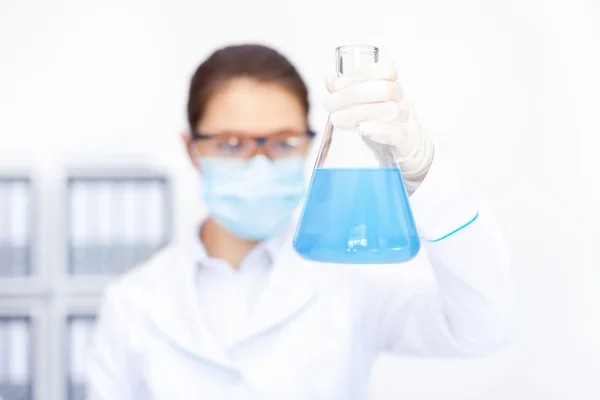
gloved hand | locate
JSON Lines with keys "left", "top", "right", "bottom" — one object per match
{"left": 324, "top": 61, "right": 434, "bottom": 193}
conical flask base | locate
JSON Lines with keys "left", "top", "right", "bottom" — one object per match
{"left": 292, "top": 167, "right": 420, "bottom": 264}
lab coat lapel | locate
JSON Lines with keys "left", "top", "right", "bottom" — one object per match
{"left": 242, "top": 243, "right": 320, "bottom": 343}
{"left": 145, "top": 245, "right": 237, "bottom": 373}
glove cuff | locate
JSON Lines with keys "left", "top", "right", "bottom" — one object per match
{"left": 408, "top": 151, "right": 479, "bottom": 242}
{"left": 399, "top": 128, "right": 435, "bottom": 192}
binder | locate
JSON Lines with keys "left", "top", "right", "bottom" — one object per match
{"left": 67, "top": 316, "right": 96, "bottom": 400}
{"left": 67, "top": 172, "right": 171, "bottom": 276}
{"left": 69, "top": 181, "right": 89, "bottom": 275}
{"left": 0, "top": 182, "right": 8, "bottom": 275}
{"left": 0, "top": 319, "right": 7, "bottom": 388}
{"left": 0, "top": 317, "right": 32, "bottom": 400}
{"left": 0, "top": 178, "right": 31, "bottom": 277}
{"left": 95, "top": 181, "right": 112, "bottom": 275}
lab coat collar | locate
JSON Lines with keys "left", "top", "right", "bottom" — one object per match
{"left": 190, "top": 217, "right": 292, "bottom": 271}
{"left": 145, "top": 219, "right": 319, "bottom": 373}
{"left": 144, "top": 244, "right": 238, "bottom": 372}
{"left": 236, "top": 229, "right": 320, "bottom": 346}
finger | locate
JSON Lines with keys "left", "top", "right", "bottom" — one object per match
{"left": 326, "top": 61, "right": 397, "bottom": 93}
{"left": 391, "top": 81, "right": 406, "bottom": 104}
{"left": 330, "top": 102, "right": 400, "bottom": 129}
{"left": 358, "top": 120, "right": 417, "bottom": 158}
{"left": 325, "top": 68, "right": 337, "bottom": 93}
{"left": 324, "top": 80, "right": 392, "bottom": 112}
{"left": 395, "top": 94, "right": 411, "bottom": 122}
{"left": 325, "top": 80, "right": 406, "bottom": 113}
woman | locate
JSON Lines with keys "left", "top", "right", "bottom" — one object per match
{"left": 85, "top": 44, "right": 513, "bottom": 399}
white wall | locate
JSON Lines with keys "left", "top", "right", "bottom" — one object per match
{"left": 1, "top": 0, "right": 598, "bottom": 399}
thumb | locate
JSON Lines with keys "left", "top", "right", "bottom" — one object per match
{"left": 325, "top": 61, "right": 397, "bottom": 93}
{"left": 325, "top": 68, "right": 338, "bottom": 93}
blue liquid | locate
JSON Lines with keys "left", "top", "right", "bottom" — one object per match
{"left": 293, "top": 168, "right": 420, "bottom": 264}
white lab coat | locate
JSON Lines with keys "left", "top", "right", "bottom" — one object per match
{"left": 85, "top": 155, "right": 514, "bottom": 400}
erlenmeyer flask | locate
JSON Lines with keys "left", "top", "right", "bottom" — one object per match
{"left": 293, "top": 45, "right": 420, "bottom": 264}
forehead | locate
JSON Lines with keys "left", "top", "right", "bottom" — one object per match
{"left": 197, "top": 77, "right": 307, "bottom": 135}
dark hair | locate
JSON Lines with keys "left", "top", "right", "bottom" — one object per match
{"left": 187, "top": 44, "right": 310, "bottom": 130}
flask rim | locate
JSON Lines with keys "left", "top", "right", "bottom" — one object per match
{"left": 335, "top": 45, "right": 379, "bottom": 54}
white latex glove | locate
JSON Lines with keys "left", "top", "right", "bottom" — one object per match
{"left": 324, "top": 61, "right": 434, "bottom": 193}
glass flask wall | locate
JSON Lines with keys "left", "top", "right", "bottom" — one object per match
{"left": 293, "top": 45, "right": 420, "bottom": 264}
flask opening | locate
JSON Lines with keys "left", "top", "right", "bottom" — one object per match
{"left": 335, "top": 45, "right": 379, "bottom": 76}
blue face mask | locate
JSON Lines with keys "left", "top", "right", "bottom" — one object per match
{"left": 199, "top": 155, "right": 306, "bottom": 240}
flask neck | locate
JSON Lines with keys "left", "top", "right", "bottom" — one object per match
{"left": 336, "top": 45, "right": 379, "bottom": 76}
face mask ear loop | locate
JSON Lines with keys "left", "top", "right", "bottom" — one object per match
{"left": 191, "top": 146, "right": 204, "bottom": 172}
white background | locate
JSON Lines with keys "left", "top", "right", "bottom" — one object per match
{"left": 0, "top": 0, "right": 598, "bottom": 399}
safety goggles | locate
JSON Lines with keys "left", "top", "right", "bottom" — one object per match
{"left": 191, "top": 129, "right": 316, "bottom": 160}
